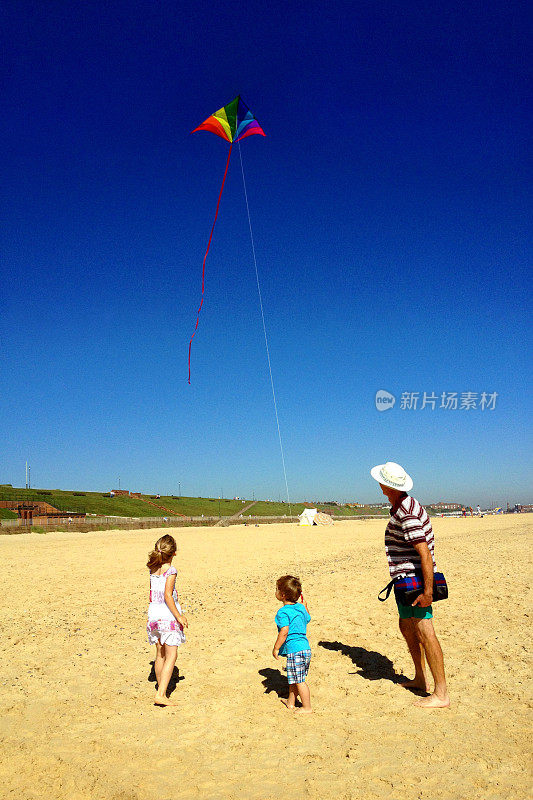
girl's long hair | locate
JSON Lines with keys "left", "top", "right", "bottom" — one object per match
{"left": 146, "top": 534, "right": 177, "bottom": 571}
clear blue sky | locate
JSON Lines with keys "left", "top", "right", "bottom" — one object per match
{"left": 1, "top": 1, "right": 531, "bottom": 506}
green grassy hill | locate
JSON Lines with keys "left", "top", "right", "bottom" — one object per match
{"left": 0, "top": 485, "right": 391, "bottom": 520}
{"left": 0, "top": 486, "right": 245, "bottom": 518}
{"left": 223, "top": 500, "right": 389, "bottom": 517}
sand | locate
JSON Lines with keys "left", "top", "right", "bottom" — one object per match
{"left": 0, "top": 514, "right": 531, "bottom": 800}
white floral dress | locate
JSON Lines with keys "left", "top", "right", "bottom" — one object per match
{"left": 146, "top": 566, "right": 186, "bottom": 646}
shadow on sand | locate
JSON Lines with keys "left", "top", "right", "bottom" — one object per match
{"left": 258, "top": 667, "right": 289, "bottom": 699}
{"left": 318, "top": 640, "right": 408, "bottom": 684}
{"left": 148, "top": 661, "right": 184, "bottom": 697}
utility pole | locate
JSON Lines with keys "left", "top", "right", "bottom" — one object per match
{"left": 26, "top": 461, "right": 28, "bottom": 489}
{"left": 28, "top": 465, "right": 31, "bottom": 490}
{"left": 179, "top": 482, "right": 181, "bottom": 499}
{"left": 118, "top": 476, "right": 121, "bottom": 491}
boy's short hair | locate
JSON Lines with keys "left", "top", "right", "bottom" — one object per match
{"left": 276, "top": 575, "right": 302, "bottom": 603}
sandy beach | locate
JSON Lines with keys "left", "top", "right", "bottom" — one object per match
{"left": 0, "top": 514, "right": 531, "bottom": 800}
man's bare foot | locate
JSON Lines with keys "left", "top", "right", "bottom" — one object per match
{"left": 400, "top": 678, "right": 431, "bottom": 693}
{"left": 414, "top": 693, "right": 450, "bottom": 708}
{"left": 280, "top": 699, "right": 295, "bottom": 710}
{"left": 154, "top": 695, "right": 177, "bottom": 707}
{"left": 294, "top": 707, "right": 312, "bottom": 714}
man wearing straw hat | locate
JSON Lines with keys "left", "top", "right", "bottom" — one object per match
{"left": 371, "top": 461, "right": 450, "bottom": 708}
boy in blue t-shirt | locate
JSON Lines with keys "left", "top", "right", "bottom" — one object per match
{"left": 273, "top": 574, "right": 312, "bottom": 713}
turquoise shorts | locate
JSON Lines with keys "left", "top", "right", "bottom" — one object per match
{"left": 396, "top": 598, "right": 433, "bottom": 619}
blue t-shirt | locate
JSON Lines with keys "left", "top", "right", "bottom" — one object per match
{"left": 275, "top": 602, "right": 311, "bottom": 655}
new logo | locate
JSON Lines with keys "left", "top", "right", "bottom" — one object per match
{"left": 375, "top": 390, "right": 396, "bottom": 411}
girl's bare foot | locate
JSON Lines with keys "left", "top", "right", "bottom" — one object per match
{"left": 294, "top": 707, "right": 312, "bottom": 714}
{"left": 414, "top": 693, "right": 450, "bottom": 708}
{"left": 154, "top": 694, "right": 177, "bottom": 706}
{"left": 280, "top": 699, "right": 295, "bottom": 710}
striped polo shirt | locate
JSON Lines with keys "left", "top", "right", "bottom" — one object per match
{"left": 385, "top": 495, "right": 436, "bottom": 579}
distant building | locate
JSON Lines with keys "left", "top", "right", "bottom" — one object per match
{"left": 0, "top": 500, "right": 85, "bottom": 524}
{"left": 112, "top": 489, "right": 130, "bottom": 496}
{"left": 430, "top": 501, "right": 461, "bottom": 510}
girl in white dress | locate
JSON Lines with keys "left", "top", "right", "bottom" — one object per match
{"left": 146, "top": 535, "right": 188, "bottom": 706}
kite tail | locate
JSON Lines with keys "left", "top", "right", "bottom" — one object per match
{"left": 188, "top": 143, "right": 233, "bottom": 384}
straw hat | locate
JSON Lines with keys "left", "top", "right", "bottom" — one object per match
{"left": 370, "top": 461, "right": 413, "bottom": 492}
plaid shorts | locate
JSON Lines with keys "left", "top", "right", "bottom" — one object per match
{"left": 286, "top": 649, "right": 312, "bottom": 684}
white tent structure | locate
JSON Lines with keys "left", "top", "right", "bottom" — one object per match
{"left": 298, "top": 508, "right": 318, "bottom": 526}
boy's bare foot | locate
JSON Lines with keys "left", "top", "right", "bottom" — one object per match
{"left": 294, "top": 707, "right": 312, "bottom": 714}
{"left": 154, "top": 695, "right": 177, "bottom": 707}
{"left": 399, "top": 678, "right": 431, "bottom": 693}
{"left": 280, "top": 699, "right": 295, "bottom": 710}
{"left": 414, "top": 693, "right": 450, "bottom": 709}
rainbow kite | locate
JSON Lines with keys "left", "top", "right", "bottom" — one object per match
{"left": 188, "top": 96, "right": 265, "bottom": 383}
{"left": 192, "top": 95, "right": 266, "bottom": 145}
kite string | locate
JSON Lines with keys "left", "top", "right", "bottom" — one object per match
{"left": 188, "top": 143, "right": 233, "bottom": 384}
{"left": 237, "top": 139, "right": 292, "bottom": 519}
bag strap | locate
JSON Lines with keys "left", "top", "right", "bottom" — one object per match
{"left": 378, "top": 579, "right": 396, "bottom": 602}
